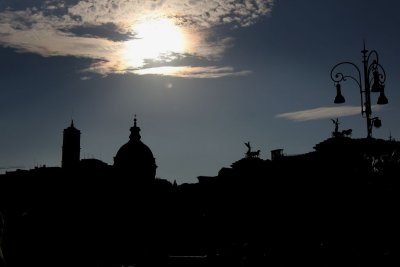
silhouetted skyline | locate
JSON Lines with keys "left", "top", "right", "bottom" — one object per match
{"left": 1, "top": 133, "right": 399, "bottom": 266}
{"left": 1, "top": 0, "right": 400, "bottom": 183}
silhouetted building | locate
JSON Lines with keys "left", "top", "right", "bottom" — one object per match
{"left": 61, "top": 120, "right": 80, "bottom": 169}
{"left": 0, "top": 212, "right": 4, "bottom": 267}
{"left": 271, "top": 149, "right": 284, "bottom": 161}
{"left": 79, "top": 158, "right": 109, "bottom": 169}
{"left": 114, "top": 116, "right": 157, "bottom": 179}
{"left": 3, "top": 114, "right": 400, "bottom": 267}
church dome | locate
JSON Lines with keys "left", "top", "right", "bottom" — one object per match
{"left": 114, "top": 116, "right": 157, "bottom": 178}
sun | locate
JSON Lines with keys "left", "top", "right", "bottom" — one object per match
{"left": 134, "top": 18, "right": 186, "bottom": 57}
{"left": 122, "top": 17, "right": 187, "bottom": 68}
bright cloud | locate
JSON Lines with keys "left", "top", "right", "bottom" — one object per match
{"left": 276, "top": 106, "right": 383, "bottom": 122}
{"left": 67, "top": 0, "right": 273, "bottom": 30}
{"left": 0, "top": 0, "right": 274, "bottom": 77}
{"left": 132, "top": 66, "right": 252, "bottom": 78}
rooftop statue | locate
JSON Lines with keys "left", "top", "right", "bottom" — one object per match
{"left": 331, "top": 118, "right": 352, "bottom": 138}
{"left": 244, "top": 141, "right": 260, "bottom": 158}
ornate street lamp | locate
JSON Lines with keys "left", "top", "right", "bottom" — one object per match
{"left": 330, "top": 42, "right": 388, "bottom": 138}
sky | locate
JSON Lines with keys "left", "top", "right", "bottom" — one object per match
{"left": 1, "top": 0, "right": 400, "bottom": 183}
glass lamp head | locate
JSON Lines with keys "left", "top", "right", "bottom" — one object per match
{"left": 334, "top": 83, "right": 345, "bottom": 104}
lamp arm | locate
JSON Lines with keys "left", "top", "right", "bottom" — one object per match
{"left": 367, "top": 50, "right": 379, "bottom": 66}
{"left": 330, "top": 62, "right": 362, "bottom": 91}
{"left": 330, "top": 62, "right": 364, "bottom": 115}
{"left": 370, "top": 63, "right": 387, "bottom": 84}
{"left": 366, "top": 50, "right": 387, "bottom": 82}
{"left": 378, "top": 64, "right": 387, "bottom": 84}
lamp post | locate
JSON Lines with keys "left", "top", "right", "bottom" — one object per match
{"left": 330, "top": 43, "right": 388, "bottom": 138}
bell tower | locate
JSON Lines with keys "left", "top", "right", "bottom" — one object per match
{"left": 62, "top": 120, "right": 81, "bottom": 169}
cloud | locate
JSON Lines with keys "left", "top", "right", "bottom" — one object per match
{"left": 67, "top": 0, "right": 273, "bottom": 30}
{"left": 276, "top": 106, "right": 383, "bottom": 122}
{"left": 80, "top": 76, "right": 92, "bottom": 80}
{"left": 0, "top": 0, "right": 274, "bottom": 77}
{"left": 131, "top": 66, "right": 252, "bottom": 78}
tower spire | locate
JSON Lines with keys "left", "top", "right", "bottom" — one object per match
{"left": 134, "top": 114, "right": 137, "bottom": 127}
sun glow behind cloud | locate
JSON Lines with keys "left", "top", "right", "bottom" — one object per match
{"left": 0, "top": 0, "right": 274, "bottom": 78}
{"left": 122, "top": 17, "right": 188, "bottom": 69}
